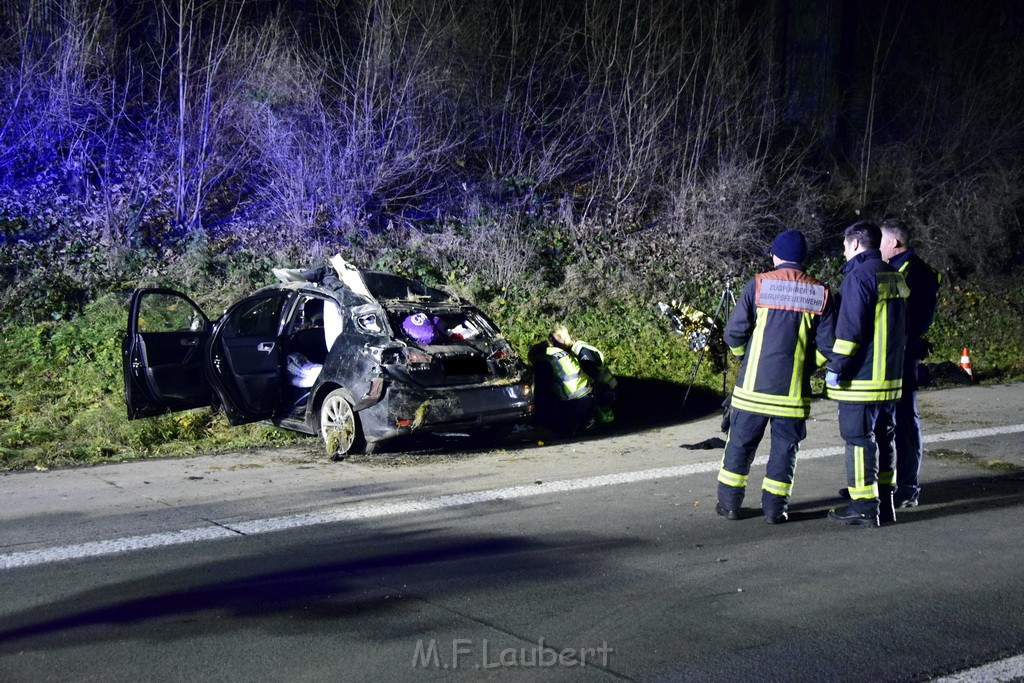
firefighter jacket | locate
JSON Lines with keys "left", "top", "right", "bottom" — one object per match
{"left": 889, "top": 249, "right": 940, "bottom": 358}
{"left": 724, "top": 264, "right": 834, "bottom": 419}
{"left": 542, "top": 345, "right": 593, "bottom": 400}
{"left": 822, "top": 249, "right": 909, "bottom": 402}
{"left": 570, "top": 341, "right": 618, "bottom": 390}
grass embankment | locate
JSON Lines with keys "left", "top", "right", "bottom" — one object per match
{"left": 1, "top": 268, "right": 1021, "bottom": 471}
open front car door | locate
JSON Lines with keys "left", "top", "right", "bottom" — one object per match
{"left": 122, "top": 288, "right": 212, "bottom": 419}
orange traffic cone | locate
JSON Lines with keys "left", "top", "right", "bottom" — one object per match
{"left": 960, "top": 346, "right": 974, "bottom": 381}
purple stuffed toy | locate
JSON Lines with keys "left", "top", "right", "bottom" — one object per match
{"left": 403, "top": 312, "right": 440, "bottom": 344}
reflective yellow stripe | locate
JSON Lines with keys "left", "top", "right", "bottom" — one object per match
{"left": 762, "top": 477, "right": 792, "bottom": 497}
{"left": 718, "top": 468, "right": 748, "bottom": 488}
{"left": 876, "top": 272, "right": 910, "bottom": 300}
{"left": 850, "top": 445, "right": 878, "bottom": 499}
{"left": 730, "top": 345, "right": 746, "bottom": 357}
{"left": 878, "top": 470, "right": 895, "bottom": 486}
{"left": 826, "top": 387, "right": 902, "bottom": 402}
{"left": 731, "top": 395, "right": 808, "bottom": 418}
{"left": 825, "top": 378, "right": 903, "bottom": 402}
{"left": 844, "top": 378, "right": 902, "bottom": 390}
{"left": 815, "top": 350, "right": 827, "bottom": 367}
{"left": 743, "top": 308, "right": 769, "bottom": 389}
{"left": 854, "top": 445, "right": 865, "bottom": 491}
{"left": 899, "top": 259, "right": 940, "bottom": 286}
{"left": 789, "top": 313, "right": 811, "bottom": 400}
{"left": 733, "top": 385, "right": 809, "bottom": 407}
{"left": 874, "top": 300, "right": 887, "bottom": 381}
{"left": 834, "top": 338, "right": 858, "bottom": 356}
{"left": 849, "top": 483, "right": 878, "bottom": 500}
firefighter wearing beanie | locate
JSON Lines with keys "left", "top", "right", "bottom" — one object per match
{"left": 715, "top": 229, "right": 836, "bottom": 524}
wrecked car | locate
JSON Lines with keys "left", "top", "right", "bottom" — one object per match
{"left": 121, "top": 256, "right": 534, "bottom": 457}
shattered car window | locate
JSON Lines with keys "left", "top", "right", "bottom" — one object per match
{"left": 138, "top": 294, "right": 205, "bottom": 333}
{"left": 231, "top": 296, "right": 285, "bottom": 337}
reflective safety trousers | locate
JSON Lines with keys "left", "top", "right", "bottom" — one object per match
{"left": 544, "top": 346, "right": 592, "bottom": 400}
{"left": 822, "top": 250, "right": 909, "bottom": 403}
{"left": 724, "top": 266, "right": 833, "bottom": 419}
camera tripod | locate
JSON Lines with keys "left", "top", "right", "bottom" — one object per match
{"left": 681, "top": 273, "right": 737, "bottom": 411}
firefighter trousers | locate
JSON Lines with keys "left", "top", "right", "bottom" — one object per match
{"left": 838, "top": 401, "right": 897, "bottom": 514}
{"left": 876, "top": 358, "right": 923, "bottom": 503}
{"left": 717, "top": 409, "right": 805, "bottom": 517}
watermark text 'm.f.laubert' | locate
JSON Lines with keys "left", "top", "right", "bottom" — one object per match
{"left": 412, "top": 637, "right": 613, "bottom": 670}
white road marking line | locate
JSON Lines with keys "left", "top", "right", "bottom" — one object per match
{"left": 0, "top": 527, "right": 238, "bottom": 570}
{"left": 930, "top": 652, "right": 1024, "bottom": 682}
{"left": 3, "top": 423, "right": 1024, "bottom": 570}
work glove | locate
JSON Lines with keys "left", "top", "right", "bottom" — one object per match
{"left": 825, "top": 371, "right": 840, "bottom": 388}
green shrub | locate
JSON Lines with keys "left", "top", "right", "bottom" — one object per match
{"left": 927, "top": 270, "right": 1024, "bottom": 381}
{"left": 0, "top": 293, "right": 305, "bottom": 471}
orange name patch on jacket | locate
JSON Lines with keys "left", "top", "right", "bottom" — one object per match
{"left": 754, "top": 269, "right": 828, "bottom": 314}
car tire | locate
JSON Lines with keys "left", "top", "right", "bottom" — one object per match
{"left": 319, "top": 389, "right": 365, "bottom": 459}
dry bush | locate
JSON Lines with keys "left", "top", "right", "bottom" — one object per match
{"left": 838, "top": 137, "right": 1024, "bottom": 276}
{"left": 409, "top": 216, "right": 541, "bottom": 295}
{"left": 920, "top": 166, "right": 1024, "bottom": 275}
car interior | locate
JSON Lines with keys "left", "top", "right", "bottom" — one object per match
{"left": 284, "top": 296, "right": 342, "bottom": 410}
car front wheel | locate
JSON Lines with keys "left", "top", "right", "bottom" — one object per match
{"left": 319, "top": 389, "right": 365, "bottom": 459}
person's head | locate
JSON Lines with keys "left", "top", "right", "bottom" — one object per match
{"left": 550, "top": 325, "right": 573, "bottom": 348}
{"left": 842, "top": 221, "right": 881, "bottom": 261}
{"left": 770, "top": 228, "right": 807, "bottom": 265}
{"left": 879, "top": 217, "right": 911, "bottom": 262}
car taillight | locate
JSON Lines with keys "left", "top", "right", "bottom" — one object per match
{"left": 405, "top": 349, "right": 432, "bottom": 365}
{"left": 488, "top": 342, "right": 514, "bottom": 360}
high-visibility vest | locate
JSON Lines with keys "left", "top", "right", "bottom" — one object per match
{"left": 570, "top": 341, "right": 618, "bottom": 389}
{"left": 545, "top": 346, "right": 592, "bottom": 400}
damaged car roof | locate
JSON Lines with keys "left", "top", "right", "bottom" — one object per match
{"left": 272, "top": 254, "right": 460, "bottom": 305}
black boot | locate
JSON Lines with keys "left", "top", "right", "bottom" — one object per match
{"left": 762, "top": 492, "right": 789, "bottom": 524}
{"left": 879, "top": 486, "right": 897, "bottom": 525}
{"left": 716, "top": 502, "right": 740, "bottom": 520}
{"left": 828, "top": 505, "right": 879, "bottom": 527}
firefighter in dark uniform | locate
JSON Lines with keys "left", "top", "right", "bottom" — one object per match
{"left": 822, "top": 221, "right": 909, "bottom": 527}
{"left": 716, "top": 229, "right": 835, "bottom": 524}
{"left": 878, "top": 218, "right": 940, "bottom": 508}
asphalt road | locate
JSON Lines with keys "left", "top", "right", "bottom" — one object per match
{"left": 1, "top": 383, "right": 1023, "bottom": 682}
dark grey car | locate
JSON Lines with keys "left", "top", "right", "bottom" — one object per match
{"left": 122, "top": 264, "right": 534, "bottom": 456}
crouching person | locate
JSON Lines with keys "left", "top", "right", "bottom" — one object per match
{"left": 529, "top": 326, "right": 615, "bottom": 434}
{"left": 716, "top": 229, "right": 835, "bottom": 524}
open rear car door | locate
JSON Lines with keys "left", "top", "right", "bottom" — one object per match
{"left": 122, "top": 288, "right": 212, "bottom": 419}
{"left": 206, "top": 290, "right": 289, "bottom": 425}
